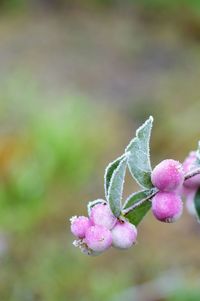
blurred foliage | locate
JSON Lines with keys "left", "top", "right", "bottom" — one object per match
{"left": 135, "top": 0, "right": 200, "bottom": 11}
{"left": 0, "top": 76, "right": 121, "bottom": 233}
{"left": 170, "top": 287, "right": 200, "bottom": 301}
{"left": 0, "top": 76, "right": 128, "bottom": 300}
{"left": 0, "top": 0, "right": 26, "bottom": 10}
{"left": 0, "top": 0, "right": 200, "bottom": 11}
{"left": 2, "top": 0, "right": 200, "bottom": 13}
{"left": 2, "top": 0, "right": 200, "bottom": 41}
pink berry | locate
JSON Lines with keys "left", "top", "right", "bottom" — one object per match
{"left": 185, "top": 189, "right": 197, "bottom": 216}
{"left": 90, "top": 203, "right": 117, "bottom": 230}
{"left": 73, "top": 239, "right": 101, "bottom": 256}
{"left": 151, "top": 159, "right": 184, "bottom": 192}
{"left": 183, "top": 151, "right": 200, "bottom": 189}
{"left": 111, "top": 221, "right": 137, "bottom": 249}
{"left": 181, "top": 185, "right": 192, "bottom": 198}
{"left": 70, "top": 216, "right": 91, "bottom": 238}
{"left": 180, "top": 185, "right": 197, "bottom": 216}
{"left": 152, "top": 192, "right": 183, "bottom": 223}
{"left": 85, "top": 225, "right": 112, "bottom": 252}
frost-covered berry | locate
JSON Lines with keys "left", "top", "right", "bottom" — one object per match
{"left": 85, "top": 225, "right": 112, "bottom": 252}
{"left": 178, "top": 181, "right": 197, "bottom": 216}
{"left": 185, "top": 189, "right": 197, "bottom": 216}
{"left": 183, "top": 151, "right": 200, "bottom": 189}
{"left": 111, "top": 221, "right": 137, "bottom": 249}
{"left": 151, "top": 159, "right": 184, "bottom": 192}
{"left": 73, "top": 239, "right": 101, "bottom": 256}
{"left": 90, "top": 203, "right": 117, "bottom": 230}
{"left": 70, "top": 216, "right": 91, "bottom": 238}
{"left": 152, "top": 192, "right": 183, "bottom": 223}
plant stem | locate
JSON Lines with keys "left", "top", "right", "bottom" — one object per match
{"left": 123, "top": 167, "right": 200, "bottom": 216}
{"left": 184, "top": 167, "right": 200, "bottom": 181}
{"left": 122, "top": 189, "right": 158, "bottom": 216}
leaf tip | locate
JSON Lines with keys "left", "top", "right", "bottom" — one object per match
{"left": 149, "top": 115, "right": 154, "bottom": 122}
{"left": 135, "top": 115, "right": 153, "bottom": 137}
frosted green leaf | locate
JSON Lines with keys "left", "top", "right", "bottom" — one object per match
{"left": 125, "top": 116, "right": 153, "bottom": 189}
{"left": 123, "top": 188, "right": 155, "bottom": 209}
{"left": 108, "top": 156, "right": 128, "bottom": 217}
{"left": 87, "top": 199, "right": 106, "bottom": 216}
{"left": 123, "top": 189, "right": 156, "bottom": 226}
{"left": 125, "top": 201, "right": 151, "bottom": 226}
{"left": 104, "top": 154, "right": 125, "bottom": 198}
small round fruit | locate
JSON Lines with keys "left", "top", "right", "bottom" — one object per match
{"left": 185, "top": 189, "right": 197, "bottom": 216}
{"left": 111, "top": 221, "right": 137, "bottom": 249}
{"left": 90, "top": 203, "right": 117, "bottom": 230}
{"left": 70, "top": 216, "right": 91, "bottom": 238}
{"left": 72, "top": 239, "right": 102, "bottom": 256}
{"left": 151, "top": 159, "right": 184, "bottom": 192}
{"left": 85, "top": 225, "right": 112, "bottom": 252}
{"left": 152, "top": 191, "right": 183, "bottom": 223}
{"left": 183, "top": 151, "right": 200, "bottom": 189}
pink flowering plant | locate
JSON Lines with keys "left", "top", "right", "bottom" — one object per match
{"left": 70, "top": 117, "right": 200, "bottom": 256}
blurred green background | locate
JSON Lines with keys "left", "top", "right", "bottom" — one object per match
{"left": 1, "top": 1, "right": 200, "bottom": 300}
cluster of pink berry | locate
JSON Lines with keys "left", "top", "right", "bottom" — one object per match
{"left": 70, "top": 202, "right": 137, "bottom": 255}
{"left": 151, "top": 159, "right": 184, "bottom": 223}
{"left": 151, "top": 152, "right": 200, "bottom": 222}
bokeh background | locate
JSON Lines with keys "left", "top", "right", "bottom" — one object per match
{"left": 1, "top": 1, "right": 200, "bottom": 300}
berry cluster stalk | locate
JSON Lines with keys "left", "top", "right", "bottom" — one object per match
{"left": 122, "top": 168, "right": 200, "bottom": 216}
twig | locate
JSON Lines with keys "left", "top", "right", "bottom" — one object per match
{"left": 123, "top": 167, "right": 200, "bottom": 216}
{"left": 184, "top": 167, "right": 200, "bottom": 181}
{"left": 122, "top": 189, "right": 158, "bottom": 216}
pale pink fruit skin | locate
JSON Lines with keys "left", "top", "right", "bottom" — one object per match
{"left": 179, "top": 185, "right": 197, "bottom": 216}
{"left": 151, "top": 159, "right": 184, "bottom": 192}
{"left": 185, "top": 189, "right": 197, "bottom": 216}
{"left": 183, "top": 151, "right": 200, "bottom": 189}
{"left": 181, "top": 185, "right": 193, "bottom": 198}
{"left": 72, "top": 239, "right": 102, "bottom": 256}
{"left": 152, "top": 192, "right": 183, "bottom": 223}
{"left": 85, "top": 225, "right": 112, "bottom": 252}
{"left": 90, "top": 203, "right": 117, "bottom": 230}
{"left": 111, "top": 221, "right": 137, "bottom": 249}
{"left": 70, "top": 216, "right": 92, "bottom": 238}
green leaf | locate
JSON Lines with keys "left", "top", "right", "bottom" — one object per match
{"left": 104, "top": 154, "right": 125, "bottom": 198}
{"left": 123, "top": 188, "right": 156, "bottom": 209}
{"left": 194, "top": 188, "right": 200, "bottom": 221}
{"left": 123, "top": 189, "right": 156, "bottom": 226}
{"left": 108, "top": 156, "right": 128, "bottom": 217}
{"left": 125, "top": 116, "right": 153, "bottom": 189}
{"left": 87, "top": 199, "right": 106, "bottom": 216}
{"left": 125, "top": 201, "right": 152, "bottom": 226}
